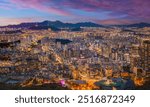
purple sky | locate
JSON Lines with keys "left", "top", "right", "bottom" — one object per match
{"left": 0, "top": 0, "right": 150, "bottom": 25}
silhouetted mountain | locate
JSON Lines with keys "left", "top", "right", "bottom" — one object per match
{"left": 39, "top": 20, "right": 103, "bottom": 28}
{"left": 39, "top": 20, "right": 65, "bottom": 27}
{"left": 114, "top": 22, "right": 150, "bottom": 28}
{"left": 0, "top": 20, "right": 103, "bottom": 31}
{"left": 0, "top": 23, "right": 37, "bottom": 29}
{"left": 1, "top": 21, "right": 150, "bottom": 29}
{"left": 40, "top": 21, "right": 103, "bottom": 29}
{"left": 76, "top": 22, "right": 102, "bottom": 27}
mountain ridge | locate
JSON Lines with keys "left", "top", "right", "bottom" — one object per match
{"left": 0, "top": 21, "right": 150, "bottom": 29}
{"left": 0, "top": 20, "right": 103, "bottom": 29}
{"left": 112, "top": 22, "right": 150, "bottom": 28}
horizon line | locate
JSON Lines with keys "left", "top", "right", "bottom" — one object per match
{"left": 0, "top": 20, "right": 150, "bottom": 27}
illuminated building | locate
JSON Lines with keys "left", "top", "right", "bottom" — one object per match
{"left": 139, "top": 39, "right": 150, "bottom": 74}
{"left": 105, "top": 68, "right": 113, "bottom": 77}
{"left": 130, "top": 44, "right": 140, "bottom": 73}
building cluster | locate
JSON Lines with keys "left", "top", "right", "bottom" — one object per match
{"left": 0, "top": 27, "right": 149, "bottom": 89}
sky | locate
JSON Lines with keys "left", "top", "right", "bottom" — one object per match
{"left": 0, "top": 0, "right": 150, "bottom": 26}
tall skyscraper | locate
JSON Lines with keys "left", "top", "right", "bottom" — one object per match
{"left": 130, "top": 44, "right": 140, "bottom": 72}
{"left": 139, "top": 39, "right": 150, "bottom": 74}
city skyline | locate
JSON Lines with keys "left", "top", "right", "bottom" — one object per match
{"left": 0, "top": 0, "right": 150, "bottom": 26}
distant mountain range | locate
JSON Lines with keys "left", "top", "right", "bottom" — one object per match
{"left": 0, "top": 20, "right": 103, "bottom": 31}
{"left": 0, "top": 21, "right": 150, "bottom": 31}
{"left": 39, "top": 20, "right": 103, "bottom": 28}
{"left": 113, "top": 22, "right": 150, "bottom": 28}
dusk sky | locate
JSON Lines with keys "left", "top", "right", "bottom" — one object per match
{"left": 0, "top": 0, "right": 150, "bottom": 26}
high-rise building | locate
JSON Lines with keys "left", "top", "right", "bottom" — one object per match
{"left": 130, "top": 44, "right": 140, "bottom": 72}
{"left": 139, "top": 39, "right": 150, "bottom": 74}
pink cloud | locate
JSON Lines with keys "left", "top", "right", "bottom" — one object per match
{"left": 10, "top": 0, "right": 70, "bottom": 16}
{"left": 0, "top": 5, "right": 10, "bottom": 10}
{"left": 52, "top": 0, "right": 150, "bottom": 22}
{"left": 0, "top": 1, "right": 15, "bottom": 10}
{"left": 9, "top": 0, "right": 150, "bottom": 19}
{"left": 3, "top": 0, "right": 150, "bottom": 24}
